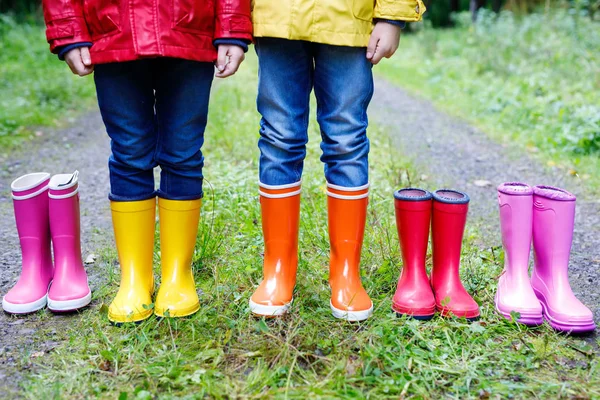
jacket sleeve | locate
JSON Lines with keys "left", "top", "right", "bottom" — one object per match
{"left": 214, "top": 0, "right": 253, "bottom": 42}
{"left": 374, "top": 0, "right": 426, "bottom": 22}
{"left": 42, "top": 0, "right": 92, "bottom": 54}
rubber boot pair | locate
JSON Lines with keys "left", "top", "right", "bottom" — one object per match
{"left": 2, "top": 172, "right": 91, "bottom": 314}
{"left": 249, "top": 182, "right": 373, "bottom": 322}
{"left": 108, "top": 197, "right": 201, "bottom": 323}
{"left": 392, "top": 188, "right": 480, "bottom": 320}
{"left": 496, "top": 183, "right": 595, "bottom": 332}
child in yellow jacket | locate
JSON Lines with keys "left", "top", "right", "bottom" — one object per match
{"left": 248, "top": 0, "right": 425, "bottom": 321}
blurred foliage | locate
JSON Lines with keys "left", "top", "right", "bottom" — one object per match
{"left": 423, "top": 0, "right": 598, "bottom": 26}
{"left": 379, "top": 8, "right": 600, "bottom": 176}
{"left": 0, "top": 14, "right": 96, "bottom": 147}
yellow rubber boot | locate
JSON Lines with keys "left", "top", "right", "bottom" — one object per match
{"left": 108, "top": 198, "right": 156, "bottom": 323}
{"left": 154, "top": 198, "right": 201, "bottom": 318}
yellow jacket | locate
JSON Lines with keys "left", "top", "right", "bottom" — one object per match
{"left": 251, "top": 0, "right": 426, "bottom": 47}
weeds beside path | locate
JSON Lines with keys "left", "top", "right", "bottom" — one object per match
{"left": 379, "top": 10, "right": 600, "bottom": 195}
{"left": 0, "top": 55, "right": 598, "bottom": 398}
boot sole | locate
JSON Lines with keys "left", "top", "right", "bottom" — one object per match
{"left": 109, "top": 308, "right": 154, "bottom": 324}
{"left": 437, "top": 306, "right": 480, "bottom": 321}
{"left": 48, "top": 291, "right": 92, "bottom": 312}
{"left": 392, "top": 303, "right": 436, "bottom": 321}
{"left": 154, "top": 302, "right": 201, "bottom": 318}
{"left": 536, "top": 297, "right": 596, "bottom": 333}
{"left": 2, "top": 294, "right": 48, "bottom": 314}
{"left": 249, "top": 298, "right": 292, "bottom": 317}
{"left": 494, "top": 295, "right": 543, "bottom": 326}
{"left": 330, "top": 301, "right": 373, "bottom": 322}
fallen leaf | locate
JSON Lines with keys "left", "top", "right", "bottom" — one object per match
{"left": 547, "top": 160, "right": 556, "bottom": 167}
{"left": 85, "top": 254, "right": 97, "bottom": 264}
{"left": 31, "top": 351, "right": 44, "bottom": 358}
{"left": 568, "top": 169, "right": 577, "bottom": 176}
{"left": 474, "top": 180, "right": 492, "bottom": 187}
{"left": 420, "top": 174, "right": 428, "bottom": 181}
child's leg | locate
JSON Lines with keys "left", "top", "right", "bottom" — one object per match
{"left": 249, "top": 38, "right": 313, "bottom": 316}
{"left": 313, "top": 45, "right": 373, "bottom": 188}
{"left": 94, "top": 60, "right": 158, "bottom": 323}
{"left": 153, "top": 58, "right": 214, "bottom": 201}
{"left": 314, "top": 45, "right": 374, "bottom": 321}
{"left": 152, "top": 58, "right": 214, "bottom": 317}
{"left": 256, "top": 38, "right": 314, "bottom": 186}
{"left": 94, "top": 61, "right": 158, "bottom": 201}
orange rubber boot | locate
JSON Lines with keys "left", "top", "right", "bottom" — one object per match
{"left": 327, "top": 183, "right": 373, "bottom": 321}
{"left": 249, "top": 182, "right": 301, "bottom": 317}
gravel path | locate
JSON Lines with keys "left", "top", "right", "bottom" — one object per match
{"left": 0, "top": 111, "right": 112, "bottom": 396}
{"left": 0, "top": 79, "right": 598, "bottom": 395}
{"left": 371, "top": 77, "right": 599, "bottom": 335}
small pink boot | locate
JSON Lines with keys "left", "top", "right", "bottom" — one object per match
{"left": 495, "top": 183, "right": 543, "bottom": 326}
{"left": 2, "top": 173, "right": 54, "bottom": 314}
{"left": 531, "top": 186, "right": 596, "bottom": 333}
{"left": 47, "top": 171, "right": 91, "bottom": 312}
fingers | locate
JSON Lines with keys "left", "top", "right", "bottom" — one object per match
{"left": 366, "top": 34, "right": 379, "bottom": 60}
{"left": 80, "top": 47, "right": 92, "bottom": 66}
{"left": 369, "top": 39, "right": 398, "bottom": 65}
{"left": 65, "top": 48, "right": 94, "bottom": 76}
{"left": 216, "top": 46, "right": 228, "bottom": 73}
{"left": 215, "top": 47, "right": 245, "bottom": 78}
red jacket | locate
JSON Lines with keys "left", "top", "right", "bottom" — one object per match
{"left": 42, "top": 0, "right": 253, "bottom": 64}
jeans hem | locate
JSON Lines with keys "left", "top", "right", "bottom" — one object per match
{"left": 156, "top": 190, "right": 204, "bottom": 201}
{"left": 108, "top": 193, "right": 157, "bottom": 202}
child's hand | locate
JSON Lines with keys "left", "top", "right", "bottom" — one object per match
{"left": 366, "top": 21, "right": 402, "bottom": 65}
{"left": 65, "top": 47, "right": 94, "bottom": 76}
{"left": 215, "top": 45, "right": 246, "bottom": 78}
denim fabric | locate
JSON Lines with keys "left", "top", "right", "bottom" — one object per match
{"left": 255, "top": 38, "right": 373, "bottom": 188}
{"left": 94, "top": 58, "right": 214, "bottom": 201}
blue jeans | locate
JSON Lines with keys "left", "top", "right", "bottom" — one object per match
{"left": 256, "top": 38, "right": 374, "bottom": 188}
{"left": 94, "top": 58, "right": 214, "bottom": 201}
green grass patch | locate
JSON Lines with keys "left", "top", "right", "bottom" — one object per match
{"left": 0, "top": 15, "right": 96, "bottom": 149}
{"left": 378, "top": 10, "right": 600, "bottom": 194}
{"left": 20, "top": 54, "right": 599, "bottom": 398}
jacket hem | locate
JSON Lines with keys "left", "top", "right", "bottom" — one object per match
{"left": 253, "top": 24, "right": 370, "bottom": 47}
{"left": 90, "top": 47, "right": 217, "bottom": 64}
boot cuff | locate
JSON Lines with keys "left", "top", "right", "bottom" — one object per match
{"left": 497, "top": 182, "right": 533, "bottom": 196}
{"left": 433, "top": 189, "right": 470, "bottom": 204}
{"left": 533, "top": 185, "right": 576, "bottom": 201}
{"left": 394, "top": 188, "right": 432, "bottom": 201}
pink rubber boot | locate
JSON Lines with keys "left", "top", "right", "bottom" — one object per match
{"left": 2, "top": 173, "right": 54, "bottom": 314}
{"left": 531, "top": 186, "right": 596, "bottom": 333}
{"left": 495, "top": 183, "right": 543, "bottom": 325}
{"left": 47, "top": 171, "right": 92, "bottom": 312}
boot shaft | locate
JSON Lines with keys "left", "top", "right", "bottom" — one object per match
{"left": 532, "top": 186, "right": 576, "bottom": 286}
{"left": 327, "top": 183, "right": 368, "bottom": 249}
{"left": 259, "top": 182, "right": 301, "bottom": 252}
{"left": 48, "top": 172, "right": 81, "bottom": 246}
{"left": 431, "top": 190, "right": 469, "bottom": 285}
{"left": 394, "top": 188, "right": 432, "bottom": 279}
{"left": 111, "top": 198, "right": 156, "bottom": 290}
{"left": 9, "top": 172, "right": 54, "bottom": 288}
{"left": 498, "top": 182, "right": 533, "bottom": 275}
{"left": 158, "top": 198, "right": 202, "bottom": 281}
{"left": 327, "top": 183, "right": 369, "bottom": 283}
{"left": 11, "top": 173, "right": 52, "bottom": 240}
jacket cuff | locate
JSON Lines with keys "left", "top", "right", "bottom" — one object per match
{"left": 57, "top": 42, "right": 93, "bottom": 60}
{"left": 213, "top": 39, "right": 249, "bottom": 53}
{"left": 375, "top": 19, "right": 407, "bottom": 29}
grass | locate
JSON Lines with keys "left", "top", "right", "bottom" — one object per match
{"left": 0, "top": 14, "right": 96, "bottom": 149}
{"left": 377, "top": 9, "right": 600, "bottom": 194}
{"left": 15, "top": 53, "right": 599, "bottom": 399}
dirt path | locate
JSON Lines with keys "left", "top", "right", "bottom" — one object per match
{"left": 0, "top": 110, "right": 112, "bottom": 396}
{"left": 0, "top": 79, "right": 598, "bottom": 396}
{"left": 371, "top": 77, "right": 599, "bottom": 333}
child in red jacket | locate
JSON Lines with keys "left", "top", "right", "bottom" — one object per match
{"left": 42, "top": 0, "right": 252, "bottom": 323}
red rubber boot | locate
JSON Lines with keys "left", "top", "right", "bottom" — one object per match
{"left": 430, "top": 189, "right": 480, "bottom": 320}
{"left": 392, "top": 188, "right": 436, "bottom": 320}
